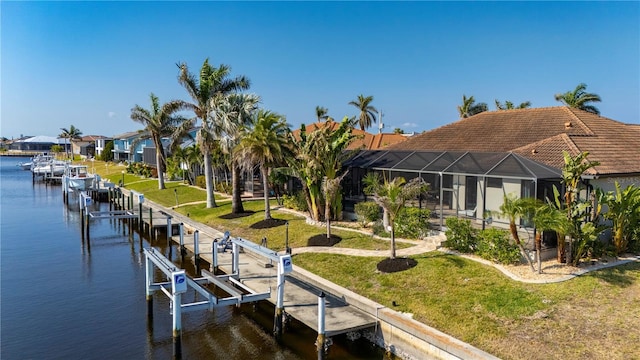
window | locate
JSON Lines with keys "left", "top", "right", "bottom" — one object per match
{"left": 487, "top": 177, "right": 503, "bottom": 188}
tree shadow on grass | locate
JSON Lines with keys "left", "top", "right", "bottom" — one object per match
{"left": 585, "top": 262, "right": 640, "bottom": 287}
{"left": 307, "top": 234, "right": 342, "bottom": 247}
{"left": 250, "top": 218, "right": 287, "bottom": 229}
{"left": 377, "top": 257, "right": 418, "bottom": 273}
{"left": 218, "top": 210, "right": 255, "bottom": 220}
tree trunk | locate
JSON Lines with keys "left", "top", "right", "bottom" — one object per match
{"left": 510, "top": 222, "right": 535, "bottom": 272}
{"left": 301, "top": 182, "right": 314, "bottom": 218}
{"left": 557, "top": 232, "right": 565, "bottom": 263}
{"left": 325, "top": 194, "right": 332, "bottom": 239}
{"left": 231, "top": 163, "right": 244, "bottom": 214}
{"left": 262, "top": 165, "right": 271, "bottom": 220}
{"left": 535, "top": 231, "right": 542, "bottom": 274}
{"left": 156, "top": 150, "right": 165, "bottom": 190}
{"left": 383, "top": 209, "right": 389, "bottom": 229}
{"left": 203, "top": 148, "right": 217, "bottom": 208}
{"left": 390, "top": 223, "right": 396, "bottom": 259}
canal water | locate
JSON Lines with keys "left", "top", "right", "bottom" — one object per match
{"left": 0, "top": 156, "right": 385, "bottom": 359}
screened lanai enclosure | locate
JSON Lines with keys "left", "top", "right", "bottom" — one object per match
{"left": 343, "top": 150, "right": 563, "bottom": 232}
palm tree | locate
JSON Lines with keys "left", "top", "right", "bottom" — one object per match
{"left": 177, "top": 59, "right": 250, "bottom": 208}
{"left": 315, "top": 106, "right": 329, "bottom": 122}
{"left": 457, "top": 95, "right": 488, "bottom": 118}
{"left": 130, "top": 93, "right": 191, "bottom": 189}
{"left": 285, "top": 124, "right": 322, "bottom": 221}
{"left": 497, "top": 193, "right": 536, "bottom": 272}
{"left": 59, "top": 125, "right": 83, "bottom": 159}
{"left": 215, "top": 93, "right": 261, "bottom": 214}
{"left": 495, "top": 100, "right": 531, "bottom": 110}
{"left": 554, "top": 83, "right": 601, "bottom": 115}
{"left": 528, "top": 201, "right": 571, "bottom": 274}
{"left": 348, "top": 94, "right": 377, "bottom": 130}
{"left": 234, "top": 110, "right": 291, "bottom": 220}
{"left": 363, "top": 173, "right": 426, "bottom": 259}
{"left": 185, "top": 144, "right": 204, "bottom": 184}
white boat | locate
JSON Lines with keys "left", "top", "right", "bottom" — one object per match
{"left": 32, "top": 159, "right": 68, "bottom": 176}
{"left": 18, "top": 161, "right": 33, "bottom": 170}
{"left": 63, "top": 164, "right": 96, "bottom": 191}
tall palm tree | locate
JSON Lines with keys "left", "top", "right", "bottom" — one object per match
{"left": 130, "top": 93, "right": 191, "bottom": 189}
{"left": 494, "top": 100, "right": 531, "bottom": 110}
{"left": 457, "top": 95, "right": 488, "bottom": 118}
{"left": 554, "top": 83, "right": 601, "bottom": 115}
{"left": 234, "top": 109, "right": 291, "bottom": 220}
{"left": 363, "top": 173, "right": 426, "bottom": 259}
{"left": 177, "top": 59, "right": 250, "bottom": 208}
{"left": 530, "top": 202, "right": 571, "bottom": 274}
{"left": 59, "top": 125, "right": 83, "bottom": 159}
{"left": 348, "top": 94, "right": 377, "bottom": 130}
{"left": 215, "top": 93, "right": 261, "bottom": 214}
{"left": 315, "top": 106, "right": 329, "bottom": 122}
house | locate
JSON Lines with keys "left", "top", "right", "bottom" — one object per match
{"left": 8, "top": 135, "right": 70, "bottom": 153}
{"left": 112, "top": 131, "right": 144, "bottom": 162}
{"left": 293, "top": 120, "right": 409, "bottom": 150}
{"left": 71, "top": 135, "right": 106, "bottom": 158}
{"left": 345, "top": 107, "right": 640, "bottom": 232}
{"left": 94, "top": 136, "right": 112, "bottom": 157}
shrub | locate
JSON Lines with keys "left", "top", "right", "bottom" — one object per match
{"left": 354, "top": 201, "right": 380, "bottom": 226}
{"left": 282, "top": 191, "right": 308, "bottom": 212}
{"left": 372, "top": 220, "right": 390, "bottom": 238}
{"left": 216, "top": 182, "right": 232, "bottom": 195}
{"left": 195, "top": 175, "right": 206, "bottom": 189}
{"left": 444, "top": 217, "right": 477, "bottom": 253}
{"left": 476, "top": 228, "right": 521, "bottom": 264}
{"left": 396, "top": 207, "right": 431, "bottom": 239}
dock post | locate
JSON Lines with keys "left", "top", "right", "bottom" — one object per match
{"left": 166, "top": 215, "right": 172, "bottom": 247}
{"left": 273, "top": 267, "right": 285, "bottom": 342}
{"left": 149, "top": 208, "right": 154, "bottom": 240}
{"left": 232, "top": 242, "right": 240, "bottom": 278}
{"left": 193, "top": 230, "right": 200, "bottom": 263}
{"left": 129, "top": 192, "right": 133, "bottom": 211}
{"left": 179, "top": 223, "right": 184, "bottom": 255}
{"left": 108, "top": 188, "right": 112, "bottom": 211}
{"left": 172, "top": 292, "right": 182, "bottom": 359}
{"left": 145, "top": 253, "right": 154, "bottom": 318}
{"left": 211, "top": 240, "right": 218, "bottom": 272}
{"left": 317, "top": 292, "right": 327, "bottom": 360}
{"left": 139, "top": 202, "right": 144, "bottom": 233}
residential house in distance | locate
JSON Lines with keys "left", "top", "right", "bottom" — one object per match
{"left": 8, "top": 135, "right": 70, "bottom": 153}
{"left": 346, "top": 107, "right": 640, "bottom": 234}
{"left": 112, "top": 131, "right": 144, "bottom": 162}
{"left": 71, "top": 135, "right": 108, "bottom": 158}
{"left": 94, "top": 136, "right": 112, "bottom": 158}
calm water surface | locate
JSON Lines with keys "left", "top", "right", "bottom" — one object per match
{"left": 0, "top": 156, "right": 384, "bottom": 359}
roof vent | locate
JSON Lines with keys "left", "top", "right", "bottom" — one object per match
{"left": 564, "top": 121, "right": 573, "bottom": 129}
{"left": 531, "top": 149, "right": 538, "bottom": 154}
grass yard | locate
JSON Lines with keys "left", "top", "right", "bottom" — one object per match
{"left": 293, "top": 252, "right": 640, "bottom": 360}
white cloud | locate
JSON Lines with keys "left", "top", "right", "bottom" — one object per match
{"left": 108, "top": 112, "right": 116, "bottom": 118}
{"left": 402, "top": 122, "right": 418, "bottom": 128}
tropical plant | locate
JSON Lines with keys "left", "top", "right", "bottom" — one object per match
{"left": 363, "top": 173, "right": 427, "bottom": 259}
{"left": 177, "top": 58, "right": 250, "bottom": 208}
{"left": 100, "top": 140, "right": 114, "bottom": 162}
{"left": 315, "top": 106, "right": 333, "bottom": 122}
{"left": 497, "top": 193, "right": 536, "bottom": 272}
{"left": 599, "top": 182, "right": 640, "bottom": 255}
{"left": 59, "top": 125, "right": 83, "bottom": 159}
{"left": 529, "top": 201, "right": 571, "bottom": 273}
{"left": 494, "top": 100, "right": 531, "bottom": 110}
{"left": 130, "top": 93, "right": 192, "bottom": 189}
{"left": 354, "top": 201, "right": 380, "bottom": 227}
{"left": 284, "top": 124, "right": 322, "bottom": 221}
{"left": 234, "top": 109, "right": 290, "bottom": 220}
{"left": 476, "top": 228, "right": 521, "bottom": 265}
{"left": 554, "top": 83, "right": 601, "bottom": 115}
{"left": 560, "top": 151, "right": 600, "bottom": 264}
{"left": 304, "top": 117, "right": 356, "bottom": 237}
{"left": 457, "top": 95, "right": 488, "bottom": 118}
{"left": 50, "top": 144, "right": 64, "bottom": 157}
{"left": 393, "top": 128, "right": 405, "bottom": 134}
{"left": 348, "top": 94, "right": 377, "bottom": 130}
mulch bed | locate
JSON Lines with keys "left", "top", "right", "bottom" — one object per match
{"left": 307, "top": 234, "right": 342, "bottom": 247}
{"left": 250, "top": 218, "right": 287, "bottom": 229}
{"left": 376, "top": 257, "right": 418, "bottom": 273}
{"left": 218, "top": 211, "right": 255, "bottom": 219}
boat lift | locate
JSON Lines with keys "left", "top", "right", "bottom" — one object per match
{"left": 143, "top": 242, "right": 292, "bottom": 357}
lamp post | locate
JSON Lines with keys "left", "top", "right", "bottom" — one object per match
{"left": 285, "top": 221, "right": 291, "bottom": 254}
{"left": 121, "top": 170, "right": 125, "bottom": 187}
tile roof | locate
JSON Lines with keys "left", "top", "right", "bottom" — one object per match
{"left": 387, "top": 107, "right": 640, "bottom": 176}
{"left": 292, "top": 120, "right": 408, "bottom": 150}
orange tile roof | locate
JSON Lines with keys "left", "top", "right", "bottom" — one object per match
{"left": 387, "top": 107, "right": 640, "bottom": 176}
{"left": 292, "top": 120, "right": 408, "bottom": 150}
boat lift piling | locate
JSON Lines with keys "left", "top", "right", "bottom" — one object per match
{"left": 317, "top": 292, "right": 327, "bottom": 360}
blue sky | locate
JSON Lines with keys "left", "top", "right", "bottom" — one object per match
{"left": 2, "top": 1, "right": 638, "bottom": 139}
